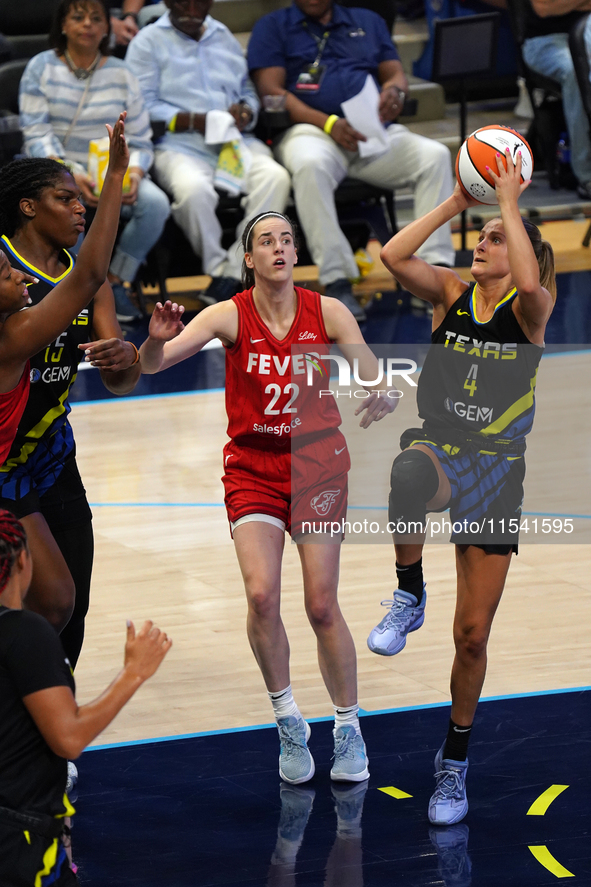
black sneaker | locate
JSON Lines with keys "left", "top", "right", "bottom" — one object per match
{"left": 324, "top": 278, "right": 366, "bottom": 322}
{"left": 112, "top": 283, "right": 142, "bottom": 323}
{"left": 203, "top": 276, "right": 241, "bottom": 304}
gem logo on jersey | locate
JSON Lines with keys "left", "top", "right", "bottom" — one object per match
{"left": 311, "top": 489, "right": 341, "bottom": 516}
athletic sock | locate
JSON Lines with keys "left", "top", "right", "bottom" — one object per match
{"left": 443, "top": 718, "right": 472, "bottom": 762}
{"left": 396, "top": 558, "right": 424, "bottom": 604}
{"left": 269, "top": 685, "right": 300, "bottom": 721}
{"left": 333, "top": 703, "right": 361, "bottom": 736}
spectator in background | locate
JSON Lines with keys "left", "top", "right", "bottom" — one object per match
{"left": 104, "top": 0, "right": 142, "bottom": 48}
{"left": 19, "top": 0, "right": 170, "bottom": 323}
{"left": 248, "top": 0, "right": 456, "bottom": 321}
{"left": 521, "top": 0, "right": 591, "bottom": 199}
{"left": 126, "top": 0, "right": 291, "bottom": 303}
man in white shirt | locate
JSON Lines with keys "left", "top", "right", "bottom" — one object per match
{"left": 126, "top": 0, "right": 290, "bottom": 301}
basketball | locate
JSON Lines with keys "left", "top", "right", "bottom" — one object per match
{"left": 455, "top": 125, "right": 534, "bottom": 205}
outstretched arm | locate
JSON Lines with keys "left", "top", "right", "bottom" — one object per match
{"left": 3, "top": 114, "right": 129, "bottom": 364}
{"left": 139, "top": 299, "right": 239, "bottom": 373}
{"left": 321, "top": 297, "right": 398, "bottom": 428}
{"left": 23, "top": 620, "right": 171, "bottom": 760}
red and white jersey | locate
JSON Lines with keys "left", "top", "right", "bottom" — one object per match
{"left": 224, "top": 287, "right": 341, "bottom": 447}
{"left": 0, "top": 362, "right": 30, "bottom": 465}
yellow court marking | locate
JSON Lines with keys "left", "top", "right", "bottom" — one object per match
{"left": 378, "top": 786, "right": 413, "bottom": 799}
{"left": 527, "top": 785, "right": 570, "bottom": 816}
{"left": 528, "top": 846, "right": 575, "bottom": 878}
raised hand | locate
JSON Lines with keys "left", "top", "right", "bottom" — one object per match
{"left": 148, "top": 300, "right": 186, "bottom": 342}
{"left": 124, "top": 620, "right": 172, "bottom": 681}
{"left": 105, "top": 112, "right": 129, "bottom": 179}
{"left": 487, "top": 148, "right": 530, "bottom": 206}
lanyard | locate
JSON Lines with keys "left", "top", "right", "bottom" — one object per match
{"left": 302, "top": 21, "right": 331, "bottom": 68}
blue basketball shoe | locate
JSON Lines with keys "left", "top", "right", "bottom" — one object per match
{"left": 367, "top": 586, "right": 426, "bottom": 655}
{"left": 330, "top": 726, "right": 369, "bottom": 782}
{"left": 428, "top": 743, "right": 469, "bottom": 826}
{"left": 277, "top": 716, "right": 315, "bottom": 785}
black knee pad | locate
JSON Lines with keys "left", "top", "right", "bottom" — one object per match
{"left": 388, "top": 449, "right": 440, "bottom": 527}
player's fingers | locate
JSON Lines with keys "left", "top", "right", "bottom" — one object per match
{"left": 137, "top": 619, "right": 154, "bottom": 638}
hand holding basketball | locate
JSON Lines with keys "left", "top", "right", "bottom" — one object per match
{"left": 487, "top": 147, "right": 531, "bottom": 206}
{"left": 456, "top": 125, "right": 533, "bottom": 205}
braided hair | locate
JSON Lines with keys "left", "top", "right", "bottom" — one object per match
{"left": 0, "top": 158, "right": 68, "bottom": 238}
{"left": 0, "top": 510, "right": 27, "bottom": 594}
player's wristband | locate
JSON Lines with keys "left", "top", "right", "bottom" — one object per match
{"left": 128, "top": 342, "right": 140, "bottom": 366}
{"left": 323, "top": 114, "right": 339, "bottom": 135}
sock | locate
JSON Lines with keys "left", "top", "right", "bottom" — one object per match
{"left": 396, "top": 558, "right": 424, "bottom": 604}
{"left": 333, "top": 703, "right": 360, "bottom": 736}
{"left": 443, "top": 718, "right": 472, "bottom": 762}
{"left": 269, "top": 685, "right": 300, "bottom": 721}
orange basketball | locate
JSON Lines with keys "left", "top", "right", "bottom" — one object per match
{"left": 455, "top": 125, "right": 534, "bottom": 205}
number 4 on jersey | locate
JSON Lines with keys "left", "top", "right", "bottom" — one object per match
{"left": 464, "top": 363, "right": 478, "bottom": 397}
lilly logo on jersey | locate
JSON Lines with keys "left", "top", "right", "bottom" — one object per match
{"left": 310, "top": 489, "right": 341, "bottom": 516}
{"left": 298, "top": 331, "right": 317, "bottom": 341}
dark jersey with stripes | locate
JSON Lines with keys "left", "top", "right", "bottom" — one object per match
{"left": 0, "top": 235, "right": 92, "bottom": 471}
{"left": 417, "top": 283, "right": 543, "bottom": 445}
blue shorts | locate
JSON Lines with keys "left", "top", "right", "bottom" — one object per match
{"left": 0, "top": 423, "right": 91, "bottom": 530}
{"left": 404, "top": 432, "right": 525, "bottom": 551}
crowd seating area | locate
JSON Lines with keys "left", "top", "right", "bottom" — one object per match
{"left": 1, "top": 0, "right": 591, "bottom": 317}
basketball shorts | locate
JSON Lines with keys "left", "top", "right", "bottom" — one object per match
{"left": 404, "top": 434, "right": 525, "bottom": 553}
{"left": 0, "top": 426, "right": 92, "bottom": 532}
{"left": 223, "top": 430, "right": 350, "bottom": 537}
{"left": 0, "top": 827, "right": 78, "bottom": 887}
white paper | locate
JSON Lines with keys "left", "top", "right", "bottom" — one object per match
{"left": 340, "top": 75, "right": 389, "bottom": 158}
{"left": 205, "top": 109, "right": 241, "bottom": 145}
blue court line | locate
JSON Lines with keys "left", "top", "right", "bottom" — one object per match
{"left": 84, "top": 685, "right": 590, "bottom": 753}
{"left": 70, "top": 347, "right": 591, "bottom": 409}
{"left": 88, "top": 501, "right": 591, "bottom": 520}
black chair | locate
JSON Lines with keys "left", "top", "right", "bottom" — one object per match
{"left": 5, "top": 34, "right": 49, "bottom": 60}
{"left": 0, "top": 0, "right": 61, "bottom": 34}
{"left": 0, "top": 58, "right": 26, "bottom": 167}
{"left": 568, "top": 13, "right": 591, "bottom": 245}
{"left": 506, "top": 0, "right": 567, "bottom": 189}
{"left": 339, "top": 0, "right": 396, "bottom": 32}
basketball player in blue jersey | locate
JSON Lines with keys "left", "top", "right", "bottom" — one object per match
{"left": 0, "top": 122, "right": 141, "bottom": 678}
{"left": 367, "top": 149, "right": 556, "bottom": 825}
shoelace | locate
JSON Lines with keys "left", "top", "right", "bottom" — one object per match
{"left": 379, "top": 596, "right": 411, "bottom": 629}
{"left": 278, "top": 723, "right": 307, "bottom": 759}
{"left": 332, "top": 731, "right": 355, "bottom": 762}
{"left": 433, "top": 767, "right": 464, "bottom": 799}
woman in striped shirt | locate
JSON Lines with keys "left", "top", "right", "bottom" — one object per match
{"left": 19, "top": 0, "right": 170, "bottom": 323}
